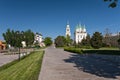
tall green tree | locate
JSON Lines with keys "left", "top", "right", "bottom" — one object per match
{"left": 54, "top": 36, "right": 66, "bottom": 47}
{"left": 24, "top": 29, "right": 34, "bottom": 47}
{"left": 3, "top": 29, "right": 12, "bottom": 46}
{"left": 65, "top": 35, "right": 72, "bottom": 46}
{"left": 3, "top": 29, "right": 21, "bottom": 47}
{"left": 81, "top": 34, "right": 91, "bottom": 46}
{"left": 118, "top": 38, "right": 120, "bottom": 49}
{"left": 3, "top": 29, "right": 34, "bottom": 48}
{"left": 91, "top": 32, "right": 103, "bottom": 49}
{"left": 44, "top": 37, "right": 52, "bottom": 46}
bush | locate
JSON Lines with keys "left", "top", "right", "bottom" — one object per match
{"left": 64, "top": 47, "right": 120, "bottom": 55}
{"left": 80, "top": 46, "right": 93, "bottom": 49}
{"left": 82, "top": 50, "right": 120, "bottom": 55}
{"left": 64, "top": 47, "right": 83, "bottom": 54}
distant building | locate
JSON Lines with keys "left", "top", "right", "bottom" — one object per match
{"left": 65, "top": 22, "right": 87, "bottom": 44}
{"left": 0, "top": 41, "right": 6, "bottom": 50}
{"left": 65, "top": 22, "right": 71, "bottom": 37}
{"left": 34, "top": 33, "right": 43, "bottom": 43}
{"left": 74, "top": 24, "right": 87, "bottom": 44}
{"left": 34, "top": 33, "right": 45, "bottom": 47}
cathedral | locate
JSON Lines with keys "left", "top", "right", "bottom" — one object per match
{"left": 65, "top": 22, "right": 87, "bottom": 44}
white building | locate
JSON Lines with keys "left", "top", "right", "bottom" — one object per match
{"left": 34, "top": 33, "right": 45, "bottom": 47}
{"left": 34, "top": 33, "right": 43, "bottom": 43}
{"left": 74, "top": 24, "right": 87, "bottom": 44}
{"left": 65, "top": 22, "right": 71, "bottom": 37}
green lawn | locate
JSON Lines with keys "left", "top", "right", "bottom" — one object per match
{"left": 99, "top": 47, "right": 119, "bottom": 50}
{"left": 0, "top": 51, "right": 44, "bottom": 80}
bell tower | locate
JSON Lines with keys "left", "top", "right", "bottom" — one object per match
{"left": 65, "top": 21, "right": 71, "bottom": 37}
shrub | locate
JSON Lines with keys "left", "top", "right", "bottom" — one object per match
{"left": 64, "top": 47, "right": 120, "bottom": 55}
{"left": 82, "top": 50, "right": 120, "bottom": 55}
{"left": 64, "top": 47, "right": 83, "bottom": 54}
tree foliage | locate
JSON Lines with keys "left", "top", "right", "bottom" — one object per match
{"left": 81, "top": 34, "right": 91, "bottom": 46}
{"left": 23, "top": 29, "right": 34, "bottom": 47}
{"left": 91, "top": 32, "right": 103, "bottom": 49}
{"left": 104, "top": 0, "right": 118, "bottom": 8}
{"left": 44, "top": 37, "right": 52, "bottom": 46}
{"left": 3, "top": 29, "right": 34, "bottom": 47}
{"left": 54, "top": 36, "right": 66, "bottom": 47}
{"left": 118, "top": 38, "right": 120, "bottom": 45}
{"left": 65, "top": 35, "right": 72, "bottom": 46}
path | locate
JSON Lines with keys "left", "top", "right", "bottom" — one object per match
{"left": 39, "top": 46, "right": 120, "bottom": 80}
{"left": 0, "top": 53, "right": 18, "bottom": 66}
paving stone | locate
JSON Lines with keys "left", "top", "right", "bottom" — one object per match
{"left": 39, "top": 46, "right": 120, "bottom": 80}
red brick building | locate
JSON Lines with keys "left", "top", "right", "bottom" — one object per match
{"left": 0, "top": 41, "right": 6, "bottom": 50}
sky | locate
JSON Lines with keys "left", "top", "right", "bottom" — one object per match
{"left": 0, "top": 0, "right": 120, "bottom": 40}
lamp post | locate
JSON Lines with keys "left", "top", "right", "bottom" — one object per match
{"left": 16, "top": 31, "right": 23, "bottom": 61}
{"left": 18, "top": 45, "right": 20, "bottom": 60}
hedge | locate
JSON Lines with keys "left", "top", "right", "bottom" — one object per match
{"left": 64, "top": 47, "right": 83, "bottom": 54}
{"left": 64, "top": 47, "right": 120, "bottom": 55}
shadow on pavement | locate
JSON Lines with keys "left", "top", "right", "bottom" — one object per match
{"left": 63, "top": 53, "right": 120, "bottom": 79}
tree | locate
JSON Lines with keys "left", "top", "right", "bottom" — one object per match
{"left": 3, "top": 29, "right": 13, "bottom": 46}
{"left": 91, "top": 32, "right": 103, "bottom": 49}
{"left": 24, "top": 29, "right": 34, "bottom": 47}
{"left": 81, "top": 34, "right": 91, "bottom": 46}
{"left": 104, "top": 0, "right": 118, "bottom": 8}
{"left": 44, "top": 37, "right": 52, "bottom": 46}
{"left": 65, "top": 35, "right": 72, "bottom": 46}
{"left": 54, "top": 36, "right": 66, "bottom": 47}
{"left": 3, "top": 29, "right": 22, "bottom": 47}
{"left": 118, "top": 38, "right": 120, "bottom": 49}
{"left": 3, "top": 29, "right": 34, "bottom": 48}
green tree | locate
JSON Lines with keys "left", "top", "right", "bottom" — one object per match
{"left": 44, "top": 37, "right": 52, "bottom": 46}
{"left": 65, "top": 35, "right": 72, "bottom": 46}
{"left": 14, "top": 31, "right": 23, "bottom": 47}
{"left": 3, "top": 29, "right": 22, "bottom": 47}
{"left": 118, "top": 38, "right": 120, "bottom": 49}
{"left": 3, "top": 29, "right": 12, "bottom": 46}
{"left": 24, "top": 29, "right": 34, "bottom": 47}
{"left": 3, "top": 29, "right": 34, "bottom": 48}
{"left": 54, "top": 36, "right": 66, "bottom": 47}
{"left": 91, "top": 32, "right": 103, "bottom": 49}
{"left": 81, "top": 34, "right": 91, "bottom": 46}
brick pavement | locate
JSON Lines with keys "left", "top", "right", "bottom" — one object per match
{"left": 39, "top": 46, "right": 120, "bottom": 80}
{"left": 0, "top": 53, "right": 18, "bottom": 66}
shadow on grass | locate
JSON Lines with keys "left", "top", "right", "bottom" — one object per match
{"left": 63, "top": 53, "right": 120, "bottom": 79}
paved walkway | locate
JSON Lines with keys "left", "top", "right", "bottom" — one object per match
{"left": 0, "top": 53, "right": 18, "bottom": 66}
{"left": 39, "top": 46, "right": 120, "bottom": 80}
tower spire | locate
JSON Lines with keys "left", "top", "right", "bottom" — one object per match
{"left": 67, "top": 20, "right": 69, "bottom": 25}
{"left": 78, "top": 21, "right": 82, "bottom": 27}
{"left": 65, "top": 21, "right": 71, "bottom": 37}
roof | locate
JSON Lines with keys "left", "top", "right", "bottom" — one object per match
{"left": 75, "top": 24, "right": 85, "bottom": 30}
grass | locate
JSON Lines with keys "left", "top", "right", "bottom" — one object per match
{"left": 0, "top": 51, "right": 44, "bottom": 80}
{"left": 99, "top": 47, "right": 119, "bottom": 50}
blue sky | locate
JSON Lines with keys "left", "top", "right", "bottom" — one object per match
{"left": 0, "top": 0, "right": 120, "bottom": 40}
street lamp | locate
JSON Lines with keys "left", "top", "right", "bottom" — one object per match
{"left": 16, "top": 31, "right": 23, "bottom": 61}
